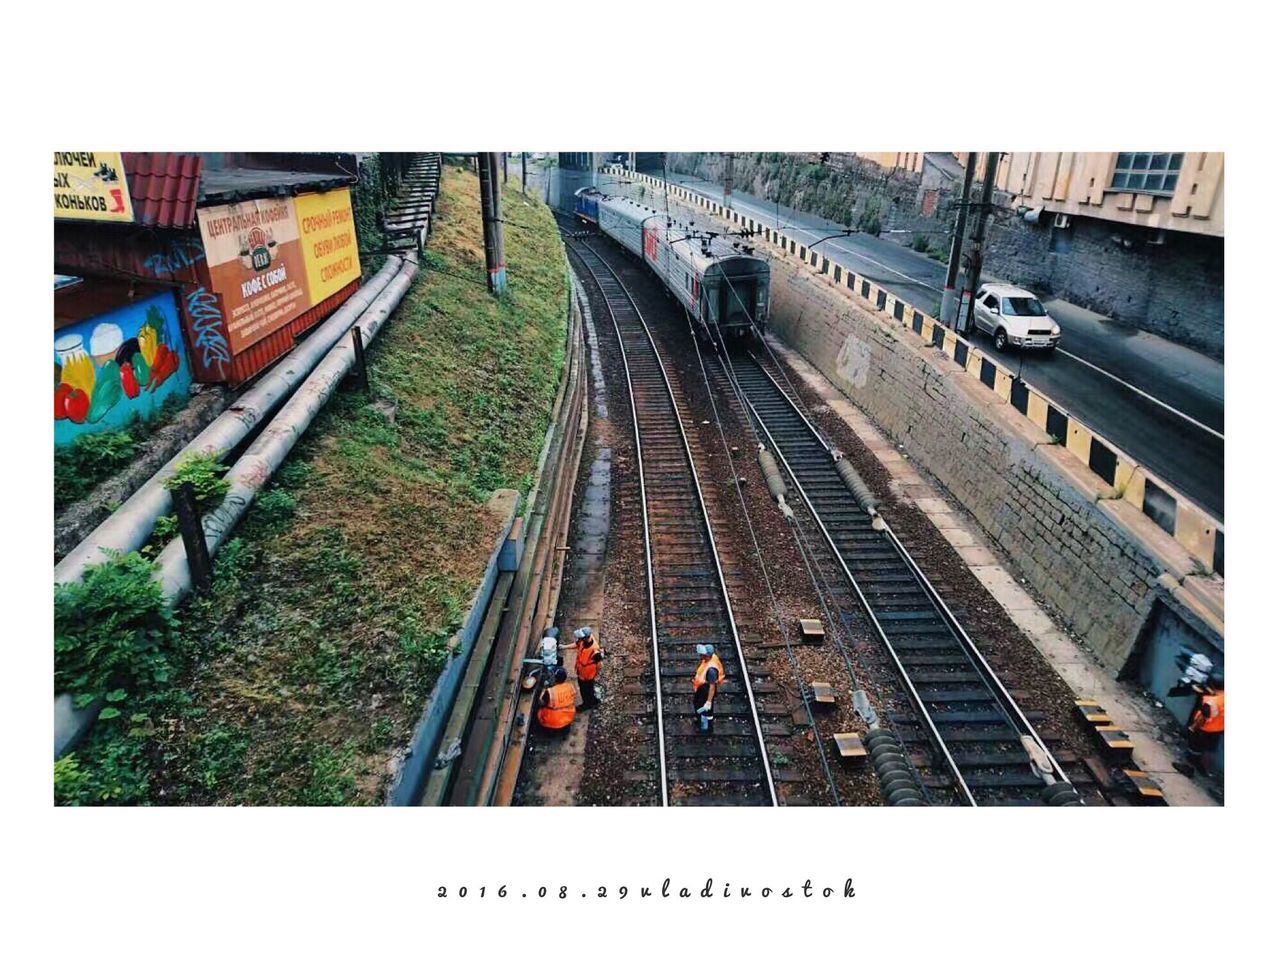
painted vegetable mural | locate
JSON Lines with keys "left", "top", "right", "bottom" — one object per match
{"left": 54, "top": 292, "right": 191, "bottom": 446}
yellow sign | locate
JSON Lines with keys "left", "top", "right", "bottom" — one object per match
{"left": 54, "top": 152, "right": 135, "bottom": 222}
{"left": 295, "top": 188, "right": 361, "bottom": 304}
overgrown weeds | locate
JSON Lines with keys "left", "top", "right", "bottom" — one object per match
{"left": 56, "top": 164, "right": 568, "bottom": 805}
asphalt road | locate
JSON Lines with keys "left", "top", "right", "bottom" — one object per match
{"left": 530, "top": 163, "right": 1223, "bottom": 521}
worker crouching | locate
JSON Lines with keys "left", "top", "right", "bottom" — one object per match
{"left": 537, "top": 667, "right": 576, "bottom": 732}
{"left": 1185, "top": 682, "right": 1224, "bottom": 775}
{"left": 692, "top": 644, "right": 725, "bottom": 732}
{"left": 574, "top": 626, "right": 604, "bottom": 708}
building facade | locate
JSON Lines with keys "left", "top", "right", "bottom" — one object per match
{"left": 968, "top": 152, "right": 1225, "bottom": 358}
{"left": 973, "top": 151, "right": 1224, "bottom": 238}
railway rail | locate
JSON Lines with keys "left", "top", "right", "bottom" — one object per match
{"left": 722, "top": 349, "right": 1085, "bottom": 806}
{"left": 566, "top": 236, "right": 777, "bottom": 807}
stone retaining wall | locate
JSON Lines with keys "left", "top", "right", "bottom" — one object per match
{"left": 767, "top": 255, "right": 1219, "bottom": 671}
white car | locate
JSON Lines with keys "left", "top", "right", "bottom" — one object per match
{"left": 972, "top": 283, "right": 1061, "bottom": 353}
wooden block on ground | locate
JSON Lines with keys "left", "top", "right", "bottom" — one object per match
{"left": 798, "top": 618, "right": 825, "bottom": 644}
{"left": 1095, "top": 725, "right": 1135, "bottom": 761}
{"left": 809, "top": 682, "right": 836, "bottom": 710}
{"left": 1122, "top": 768, "right": 1168, "bottom": 805}
{"left": 833, "top": 732, "right": 867, "bottom": 762}
{"left": 1075, "top": 698, "right": 1113, "bottom": 725}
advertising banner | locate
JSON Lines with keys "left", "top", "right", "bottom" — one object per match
{"left": 296, "top": 189, "right": 361, "bottom": 304}
{"left": 53, "top": 152, "right": 135, "bottom": 222}
{"left": 197, "top": 197, "right": 309, "bottom": 354}
{"left": 195, "top": 188, "right": 361, "bottom": 356}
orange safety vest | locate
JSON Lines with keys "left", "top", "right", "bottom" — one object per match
{"left": 576, "top": 638, "right": 602, "bottom": 681}
{"left": 538, "top": 682, "right": 576, "bottom": 729}
{"left": 1190, "top": 690, "right": 1224, "bottom": 734}
{"left": 692, "top": 655, "right": 726, "bottom": 690}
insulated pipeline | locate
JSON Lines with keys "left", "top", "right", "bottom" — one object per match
{"left": 54, "top": 256, "right": 418, "bottom": 759}
{"left": 154, "top": 257, "right": 420, "bottom": 603}
{"left": 53, "top": 256, "right": 406, "bottom": 587}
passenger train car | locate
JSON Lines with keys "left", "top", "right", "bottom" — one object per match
{"left": 574, "top": 187, "right": 769, "bottom": 338}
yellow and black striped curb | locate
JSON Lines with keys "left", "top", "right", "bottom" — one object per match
{"left": 609, "top": 167, "right": 1224, "bottom": 578}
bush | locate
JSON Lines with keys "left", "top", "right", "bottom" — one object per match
{"left": 54, "top": 737, "right": 151, "bottom": 805}
{"left": 244, "top": 487, "right": 296, "bottom": 536}
{"left": 54, "top": 552, "right": 176, "bottom": 708}
{"left": 910, "top": 234, "right": 930, "bottom": 253}
{"left": 54, "top": 430, "right": 136, "bottom": 510}
{"left": 163, "top": 452, "right": 229, "bottom": 511}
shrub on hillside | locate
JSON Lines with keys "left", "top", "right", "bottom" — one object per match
{"left": 54, "top": 551, "right": 176, "bottom": 709}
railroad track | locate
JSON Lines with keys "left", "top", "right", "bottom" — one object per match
{"left": 724, "top": 350, "right": 1084, "bottom": 806}
{"left": 566, "top": 237, "right": 777, "bottom": 807}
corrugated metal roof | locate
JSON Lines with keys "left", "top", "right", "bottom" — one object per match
{"left": 122, "top": 152, "right": 203, "bottom": 229}
{"left": 102, "top": 155, "right": 353, "bottom": 228}
{"left": 197, "top": 169, "right": 354, "bottom": 205}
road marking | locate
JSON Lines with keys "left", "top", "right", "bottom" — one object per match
{"left": 659, "top": 176, "right": 1224, "bottom": 442}
{"left": 1055, "top": 348, "right": 1224, "bottom": 440}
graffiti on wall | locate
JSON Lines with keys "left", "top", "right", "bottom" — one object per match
{"left": 183, "top": 286, "right": 231, "bottom": 378}
{"left": 54, "top": 291, "right": 191, "bottom": 447}
{"left": 142, "top": 237, "right": 206, "bottom": 277}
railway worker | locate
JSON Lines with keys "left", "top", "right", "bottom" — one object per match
{"left": 1185, "top": 681, "right": 1224, "bottom": 774}
{"left": 692, "top": 644, "right": 723, "bottom": 732}
{"left": 537, "top": 667, "right": 576, "bottom": 733}
{"left": 573, "top": 626, "right": 604, "bottom": 708}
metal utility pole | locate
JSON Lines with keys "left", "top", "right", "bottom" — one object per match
{"left": 941, "top": 152, "right": 977, "bottom": 330}
{"left": 723, "top": 152, "right": 735, "bottom": 209}
{"left": 478, "top": 152, "right": 507, "bottom": 295}
{"left": 521, "top": 151, "right": 527, "bottom": 195}
{"left": 960, "top": 151, "right": 1000, "bottom": 336}
{"left": 502, "top": 152, "right": 508, "bottom": 184}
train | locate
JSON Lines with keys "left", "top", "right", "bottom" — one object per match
{"left": 574, "top": 187, "right": 769, "bottom": 339}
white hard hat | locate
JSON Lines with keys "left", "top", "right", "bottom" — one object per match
{"left": 695, "top": 644, "right": 710, "bottom": 656}
{"left": 574, "top": 626, "right": 593, "bottom": 640}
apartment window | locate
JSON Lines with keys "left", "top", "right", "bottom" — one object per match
{"left": 1109, "top": 153, "right": 1183, "bottom": 195}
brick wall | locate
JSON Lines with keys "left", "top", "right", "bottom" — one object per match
{"left": 764, "top": 254, "right": 1205, "bottom": 672}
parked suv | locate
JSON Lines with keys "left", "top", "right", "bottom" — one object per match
{"left": 972, "top": 284, "right": 1061, "bottom": 352}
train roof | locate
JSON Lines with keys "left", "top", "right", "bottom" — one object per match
{"left": 596, "top": 193, "right": 767, "bottom": 270}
